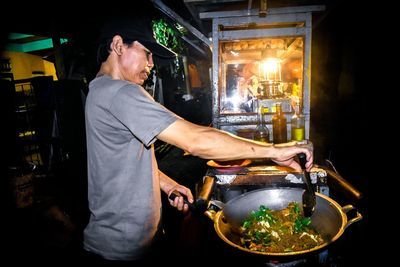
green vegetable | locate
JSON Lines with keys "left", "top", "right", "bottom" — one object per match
{"left": 240, "top": 202, "right": 322, "bottom": 253}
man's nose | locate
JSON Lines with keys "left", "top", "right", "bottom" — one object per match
{"left": 148, "top": 55, "right": 154, "bottom": 69}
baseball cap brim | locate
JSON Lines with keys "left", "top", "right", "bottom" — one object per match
{"left": 139, "top": 39, "right": 177, "bottom": 59}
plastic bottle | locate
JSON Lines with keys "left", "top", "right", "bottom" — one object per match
{"left": 272, "top": 102, "right": 287, "bottom": 143}
{"left": 291, "top": 102, "right": 305, "bottom": 141}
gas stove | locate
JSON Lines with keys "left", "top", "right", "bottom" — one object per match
{"left": 204, "top": 163, "right": 329, "bottom": 203}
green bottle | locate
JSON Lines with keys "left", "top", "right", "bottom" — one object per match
{"left": 291, "top": 102, "right": 305, "bottom": 141}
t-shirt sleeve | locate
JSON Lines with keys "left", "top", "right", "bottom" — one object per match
{"left": 109, "top": 84, "right": 179, "bottom": 147}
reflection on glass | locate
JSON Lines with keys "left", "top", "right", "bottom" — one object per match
{"left": 219, "top": 37, "right": 303, "bottom": 114}
{"left": 223, "top": 64, "right": 257, "bottom": 113}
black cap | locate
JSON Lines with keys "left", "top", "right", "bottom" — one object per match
{"left": 100, "top": 16, "right": 177, "bottom": 59}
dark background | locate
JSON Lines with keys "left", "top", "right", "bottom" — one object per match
{"left": 1, "top": 0, "right": 382, "bottom": 265}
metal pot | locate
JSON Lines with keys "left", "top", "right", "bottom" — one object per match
{"left": 205, "top": 187, "right": 362, "bottom": 259}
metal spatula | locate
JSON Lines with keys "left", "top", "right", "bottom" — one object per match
{"left": 298, "top": 153, "right": 316, "bottom": 217}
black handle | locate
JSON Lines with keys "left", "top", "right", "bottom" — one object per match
{"left": 168, "top": 191, "right": 196, "bottom": 211}
{"left": 298, "top": 153, "right": 316, "bottom": 217}
{"left": 298, "top": 153, "right": 314, "bottom": 191}
{"left": 298, "top": 152, "right": 307, "bottom": 170}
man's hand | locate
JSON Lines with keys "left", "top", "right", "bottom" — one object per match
{"left": 271, "top": 142, "right": 313, "bottom": 171}
{"left": 167, "top": 185, "right": 194, "bottom": 213}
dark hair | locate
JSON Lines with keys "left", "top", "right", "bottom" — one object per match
{"left": 96, "top": 38, "right": 135, "bottom": 64}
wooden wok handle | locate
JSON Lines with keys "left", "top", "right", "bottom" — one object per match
{"left": 196, "top": 176, "right": 215, "bottom": 211}
{"left": 323, "top": 168, "right": 363, "bottom": 201}
{"left": 198, "top": 176, "right": 214, "bottom": 200}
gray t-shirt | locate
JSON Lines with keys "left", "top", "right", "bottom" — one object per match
{"left": 83, "top": 75, "right": 179, "bottom": 260}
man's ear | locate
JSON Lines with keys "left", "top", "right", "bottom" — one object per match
{"left": 110, "top": 35, "right": 124, "bottom": 55}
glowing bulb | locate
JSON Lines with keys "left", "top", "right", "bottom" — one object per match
{"left": 261, "top": 58, "right": 281, "bottom": 81}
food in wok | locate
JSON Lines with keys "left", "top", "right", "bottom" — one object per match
{"left": 240, "top": 202, "right": 325, "bottom": 253}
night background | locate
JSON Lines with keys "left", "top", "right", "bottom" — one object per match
{"left": 0, "top": 0, "right": 382, "bottom": 265}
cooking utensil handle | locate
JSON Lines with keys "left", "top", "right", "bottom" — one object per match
{"left": 169, "top": 191, "right": 196, "bottom": 211}
{"left": 298, "top": 153, "right": 316, "bottom": 217}
{"left": 298, "top": 153, "right": 308, "bottom": 171}
{"left": 298, "top": 153, "right": 314, "bottom": 192}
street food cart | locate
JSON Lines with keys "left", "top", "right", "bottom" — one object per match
{"left": 202, "top": 5, "right": 325, "bottom": 140}
{"left": 195, "top": 4, "right": 330, "bottom": 197}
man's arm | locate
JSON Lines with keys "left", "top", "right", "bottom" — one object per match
{"left": 157, "top": 119, "right": 312, "bottom": 171}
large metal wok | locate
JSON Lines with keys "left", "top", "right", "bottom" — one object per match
{"left": 204, "top": 187, "right": 362, "bottom": 259}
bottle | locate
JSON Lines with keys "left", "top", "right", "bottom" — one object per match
{"left": 291, "top": 102, "right": 305, "bottom": 141}
{"left": 272, "top": 102, "right": 287, "bottom": 143}
{"left": 254, "top": 104, "right": 269, "bottom": 143}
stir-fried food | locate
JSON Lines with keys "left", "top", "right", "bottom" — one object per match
{"left": 240, "top": 202, "right": 324, "bottom": 253}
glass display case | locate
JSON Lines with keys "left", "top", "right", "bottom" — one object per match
{"left": 201, "top": 5, "right": 325, "bottom": 142}
{"left": 220, "top": 36, "right": 303, "bottom": 115}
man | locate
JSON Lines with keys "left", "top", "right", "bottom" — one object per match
{"left": 83, "top": 15, "right": 313, "bottom": 264}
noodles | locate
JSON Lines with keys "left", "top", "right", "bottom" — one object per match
{"left": 240, "top": 202, "right": 324, "bottom": 253}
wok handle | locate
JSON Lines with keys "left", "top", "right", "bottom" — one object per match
{"left": 196, "top": 176, "right": 215, "bottom": 210}
{"left": 342, "top": 204, "right": 363, "bottom": 229}
{"left": 204, "top": 200, "right": 225, "bottom": 222}
{"left": 168, "top": 176, "right": 215, "bottom": 213}
{"left": 169, "top": 191, "right": 196, "bottom": 211}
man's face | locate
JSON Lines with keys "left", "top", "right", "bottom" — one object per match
{"left": 119, "top": 41, "right": 154, "bottom": 85}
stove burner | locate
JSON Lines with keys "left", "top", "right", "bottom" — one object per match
{"left": 265, "top": 260, "right": 306, "bottom": 267}
{"left": 230, "top": 250, "right": 330, "bottom": 267}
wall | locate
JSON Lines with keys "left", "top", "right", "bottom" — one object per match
{"left": 2, "top": 51, "right": 57, "bottom": 80}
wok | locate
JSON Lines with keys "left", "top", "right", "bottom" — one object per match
{"left": 204, "top": 187, "right": 362, "bottom": 259}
